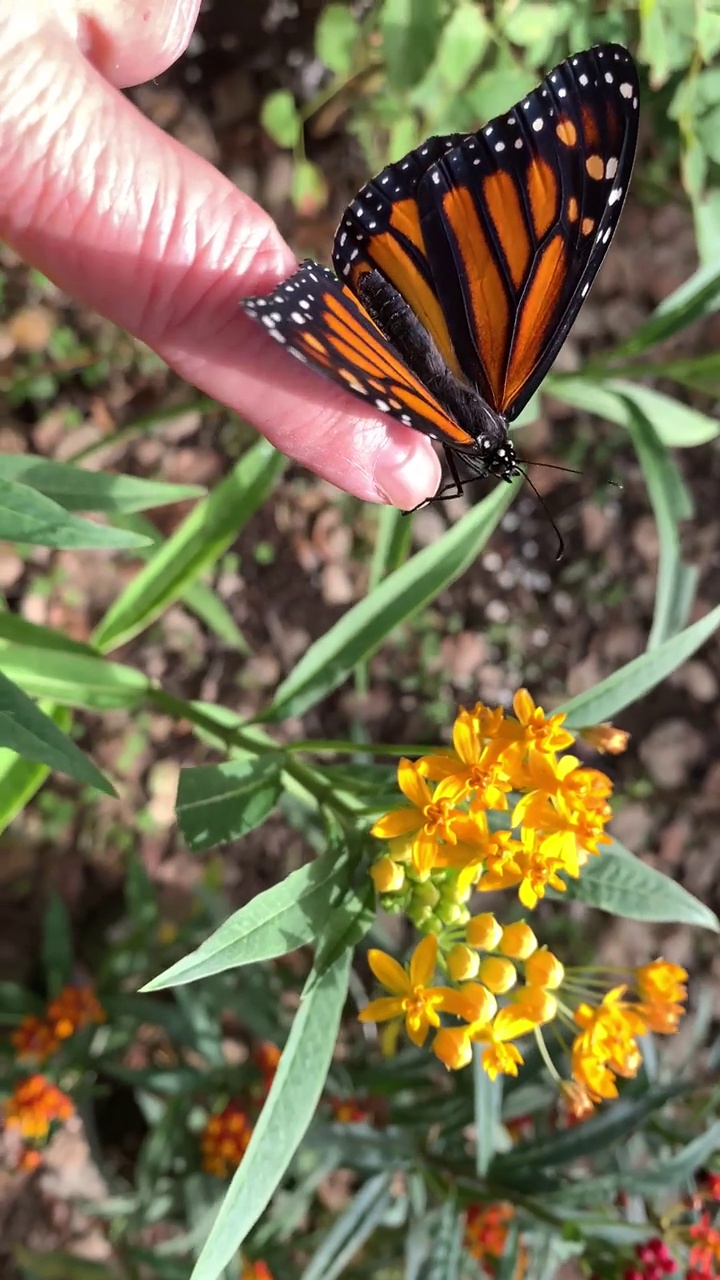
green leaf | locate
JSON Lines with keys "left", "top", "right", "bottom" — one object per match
{"left": 417, "top": 1198, "right": 463, "bottom": 1280}
{"left": 626, "top": 1122, "right": 720, "bottom": 1193}
{"left": 42, "top": 893, "right": 74, "bottom": 995}
{"left": 565, "top": 841, "right": 719, "bottom": 930}
{"left": 623, "top": 398, "right": 697, "bottom": 647}
{"left": 369, "top": 506, "right": 414, "bottom": 589}
{"left": 261, "top": 89, "right": 301, "bottom": 148}
{"left": 474, "top": 1050, "right": 502, "bottom": 1177}
{"left": 416, "top": 1, "right": 490, "bottom": 96}
{"left": 0, "top": 477, "right": 150, "bottom": 549}
{"left": 500, "top": 2, "right": 574, "bottom": 61}
{"left": 0, "top": 671, "right": 114, "bottom": 794}
{"left": 380, "top": 0, "right": 445, "bottom": 92}
{"left": 191, "top": 949, "right": 352, "bottom": 1280}
{"left": 607, "top": 260, "right": 720, "bottom": 358}
{"left": 291, "top": 158, "right": 328, "bottom": 215}
{"left": 550, "top": 377, "right": 719, "bottom": 446}
{"left": 315, "top": 3, "right": 359, "bottom": 75}
{"left": 0, "top": 612, "right": 97, "bottom": 655}
{"left": 176, "top": 757, "right": 283, "bottom": 852}
{"left": 0, "top": 704, "right": 72, "bottom": 833}
{"left": 0, "top": 455, "right": 203, "bottom": 513}
{"left": 93, "top": 439, "right": 285, "bottom": 652}
{"left": 0, "top": 643, "right": 148, "bottom": 710}
{"left": 559, "top": 600, "right": 720, "bottom": 727}
{"left": 491, "top": 1084, "right": 685, "bottom": 1181}
{"left": 265, "top": 477, "right": 518, "bottom": 721}
{"left": 142, "top": 856, "right": 343, "bottom": 989}
{"left": 300, "top": 1172, "right": 393, "bottom": 1280}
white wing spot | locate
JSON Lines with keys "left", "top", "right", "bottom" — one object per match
{"left": 579, "top": 74, "right": 589, "bottom": 86}
{"left": 605, "top": 157, "right": 618, "bottom": 179}
{"left": 605, "top": 72, "right": 614, "bottom": 84}
{"left": 375, "top": 399, "right": 390, "bottom": 413}
{"left": 431, "top": 171, "right": 441, "bottom": 184}
{"left": 495, "top": 141, "right": 506, "bottom": 152}
{"left": 299, "top": 299, "right": 310, "bottom": 309}
{"left": 532, "top": 118, "right": 543, "bottom": 132}
{"left": 620, "top": 81, "right": 633, "bottom": 98}
{"left": 558, "top": 87, "right": 567, "bottom": 98}
{"left": 608, "top": 186, "right": 623, "bottom": 205}
{"left": 602, "top": 226, "right": 612, "bottom": 243}
{"left": 514, "top": 138, "right": 523, "bottom": 150}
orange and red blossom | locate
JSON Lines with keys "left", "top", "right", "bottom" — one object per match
{"left": 12, "top": 983, "right": 105, "bottom": 1063}
{"left": 4, "top": 1074, "right": 74, "bottom": 1143}
{"left": 242, "top": 1262, "right": 274, "bottom": 1280}
{"left": 464, "top": 1201, "right": 517, "bottom": 1270}
{"left": 201, "top": 1101, "right": 253, "bottom": 1178}
{"left": 636, "top": 959, "right": 688, "bottom": 1032}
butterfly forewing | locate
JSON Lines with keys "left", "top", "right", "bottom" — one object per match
{"left": 242, "top": 262, "right": 478, "bottom": 447}
{"left": 416, "top": 43, "right": 639, "bottom": 419}
{"left": 331, "top": 133, "right": 467, "bottom": 375}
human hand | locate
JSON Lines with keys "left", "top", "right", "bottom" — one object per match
{"left": 0, "top": 1, "right": 442, "bottom": 507}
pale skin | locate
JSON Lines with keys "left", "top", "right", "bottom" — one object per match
{"left": 0, "top": 1, "right": 442, "bottom": 508}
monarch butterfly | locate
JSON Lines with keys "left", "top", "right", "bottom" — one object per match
{"left": 242, "top": 44, "right": 639, "bottom": 504}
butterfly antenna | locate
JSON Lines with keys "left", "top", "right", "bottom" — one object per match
{"left": 516, "top": 466, "right": 565, "bottom": 561}
{"left": 515, "top": 458, "right": 582, "bottom": 477}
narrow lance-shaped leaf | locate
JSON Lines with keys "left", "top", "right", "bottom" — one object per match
{"left": 93, "top": 438, "right": 285, "bottom": 652}
{"left": 0, "top": 670, "right": 114, "bottom": 795}
{"left": 622, "top": 397, "right": 697, "bottom": 648}
{"left": 565, "top": 841, "right": 719, "bottom": 932}
{"left": 559, "top": 600, "right": 720, "bottom": 727}
{"left": 0, "top": 477, "right": 150, "bottom": 549}
{"left": 0, "top": 454, "right": 204, "bottom": 513}
{"left": 190, "top": 947, "right": 352, "bottom": 1280}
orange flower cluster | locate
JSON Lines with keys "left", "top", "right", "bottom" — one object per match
{"left": 361, "top": 693, "right": 687, "bottom": 1097}
{"left": 12, "top": 984, "right": 105, "bottom": 1063}
{"left": 465, "top": 1202, "right": 522, "bottom": 1276}
{"left": 241, "top": 1260, "right": 273, "bottom": 1280}
{"left": 689, "top": 1212, "right": 720, "bottom": 1278}
{"left": 4, "top": 1073, "right": 74, "bottom": 1156}
{"left": 201, "top": 1101, "right": 254, "bottom": 1178}
{"left": 571, "top": 962, "right": 687, "bottom": 1105}
{"left": 371, "top": 691, "right": 613, "bottom": 913}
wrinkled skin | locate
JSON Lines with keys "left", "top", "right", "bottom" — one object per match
{"left": 0, "top": 1, "right": 441, "bottom": 507}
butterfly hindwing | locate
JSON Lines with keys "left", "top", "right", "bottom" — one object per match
{"left": 416, "top": 43, "right": 639, "bottom": 418}
{"left": 241, "top": 262, "right": 478, "bottom": 448}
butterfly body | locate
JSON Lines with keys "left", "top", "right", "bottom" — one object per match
{"left": 243, "top": 44, "right": 639, "bottom": 503}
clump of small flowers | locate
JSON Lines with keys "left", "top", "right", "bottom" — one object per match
{"left": 464, "top": 1202, "right": 519, "bottom": 1275}
{"left": 241, "top": 1261, "right": 274, "bottom": 1280}
{"left": 361, "top": 691, "right": 688, "bottom": 1106}
{"left": 3, "top": 1073, "right": 75, "bottom": 1168}
{"left": 12, "top": 983, "right": 105, "bottom": 1063}
{"left": 622, "top": 1237, "right": 678, "bottom": 1280}
{"left": 201, "top": 1100, "right": 254, "bottom": 1178}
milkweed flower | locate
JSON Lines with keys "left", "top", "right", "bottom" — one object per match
{"left": 4, "top": 1074, "right": 74, "bottom": 1144}
{"left": 47, "top": 984, "right": 106, "bottom": 1040}
{"left": 241, "top": 1261, "right": 274, "bottom": 1280}
{"left": 464, "top": 1202, "right": 524, "bottom": 1274}
{"left": 363, "top": 695, "right": 685, "bottom": 1095}
{"left": 12, "top": 1015, "right": 60, "bottom": 1063}
{"left": 201, "top": 1101, "right": 253, "bottom": 1178}
{"left": 358, "top": 934, "right": 476, "bottom": 1046}
{"left": 370, "top": 691, "right": 616, "bottom": 914}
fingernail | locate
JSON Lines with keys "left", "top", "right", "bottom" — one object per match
{"left": 374, "top": 431, "right": 441, "bottom": 508}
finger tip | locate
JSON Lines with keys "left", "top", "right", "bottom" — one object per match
{"left": 373, "top": 428, "right": 442, "bottom": 509}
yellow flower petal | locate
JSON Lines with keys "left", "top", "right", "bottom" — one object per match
{"left": 358, "top": 996, "right": 405, "bottom": 1024}
{"left": 371, "top": 809, "right": 421, "bottom": 840}
{"left": 409, "top": 933, "right": 438, "bottom": 986}
{"left": 397, "top": 758, "right": 432, "bottom": 809}
{"left": 367, "top": 949, "right": 409, "bottom": 995}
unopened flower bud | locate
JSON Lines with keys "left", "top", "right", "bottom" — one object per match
{"left": 479, "top": 956, "right": 517, "bottom": 994}
{"left": 447, "top": 944, "right": 480, "bottom": 982}
{"left": 500, "top": 921, "right": 537, "bottom": 960}
{"left": 466, "top": 913, "right": 503, "bottom": 951}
